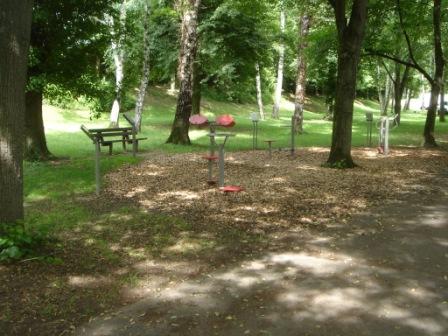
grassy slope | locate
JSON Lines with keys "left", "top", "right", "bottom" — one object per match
{"left": 25, "top": 87, "right": 448, "bottom": 227}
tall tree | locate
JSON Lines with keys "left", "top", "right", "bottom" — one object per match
{"left": 255, "top": 63, "right": 265, "bottom": 119}
{"left": 109, "top": 0, "right": 128, "bottom": 127}
{"left": 166, "top": 0, "right": 201, "bottom": 145}
{"left": 134, "top": 0, "right": 151, "bottom": 131}
{"left": 326, "top": 0, "right": 368, "bottom": 167}
{"left": 294, "top": 12, "right": 311, "bottom": 134}
{"left": 0, "top": 0, "right": 33, "bottom": 223}
{"left": 272, "top": 0, "right": 286, "bottom": 119}
{"left": 367, "top": 0, "right": 445, "bottom": 146}
{"left": 26, "top": 0, "right": 112, "bottom": 160}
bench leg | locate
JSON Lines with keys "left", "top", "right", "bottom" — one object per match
{"left": 108, "top": 143, "right": 113, "bottom": 155}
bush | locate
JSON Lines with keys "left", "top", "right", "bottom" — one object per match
{"left": 0, "top": 224, "right": 49, "bottom": 262}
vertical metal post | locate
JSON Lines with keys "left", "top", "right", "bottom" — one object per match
{"left": 209, "top": 123, "right": 216, "bottom": 156}
{"left": 94, "top": 139, "right": 101, "bottom": 195}
{"left": 291, "top": 116, "right": 296, "bottom": 157}
{"left": 132, "top": 126, "right": 137, "bottom": 158}
{"left": 252, "top": 120, "right": 259, "bottom": 150}
{"left": 218, "top": 145, "right": 225, "bottom": 188}
{"left": 384, "top": 117, "right": 390, "bottom": 155}
{"left": 268, "top": 141, "right": 272, "bottom": 160}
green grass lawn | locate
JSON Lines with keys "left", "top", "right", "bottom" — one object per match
{"left": 24, "top": 87, "right": 448, "bottom": 232}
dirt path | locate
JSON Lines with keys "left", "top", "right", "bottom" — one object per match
{"left": 76, "top": 167, "right": 448, "bottom": 335}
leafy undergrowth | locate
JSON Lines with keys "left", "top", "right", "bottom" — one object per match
{"left": 1, "top": 147, "right": 447, "bottom": 335}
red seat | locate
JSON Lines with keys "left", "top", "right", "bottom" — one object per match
{"left": 203, "top": 155, "right": 218, "bottom": 161}
{"left": 219, "top": 186, "right": 244, "bottom": 193}
{"left": 216, "top": 115, "right": 235, "bottom": 128}
{"left": 189, "top": 114, "right": 209, "bottom": 126}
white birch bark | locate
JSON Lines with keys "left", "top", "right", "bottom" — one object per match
{"left": 272, "top": 3, "right": 285, "bottom": 119}
{"left": 109, "top": 1, "right": 127, "bottom": 127}
{"left": 134, "top": 1, "right": 151, "bottom": 131}
{"left": 255, "top": 63, "right": 265, "bottom": 120}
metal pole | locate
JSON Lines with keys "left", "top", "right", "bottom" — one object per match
{"left": 255, "top": 121, "right": 258, "bottom": 149}
{"left": 94, "top": 139, "right": 101, "bottom": 195}
{"left": 132, "top": 126, "right": 137, "bottom": 158}
{"left": 209, "top": 123, "right": 216, "bottom": 156}
{"left": 218, "top": 145, "right": 225, "bottom": 188}
{"left": 291, "top": 116, "right": 296, "bottom": 157}
{"left": 385, "top": 117, "right": 390, "bottom": 155}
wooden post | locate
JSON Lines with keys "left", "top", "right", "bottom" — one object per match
{"left": 94, "top": 138, "right": 101, "bottom": 195}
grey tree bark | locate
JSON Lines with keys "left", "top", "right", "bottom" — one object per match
{"left": 0, "top": 0, "right": 33, "bottom": 223}
{"left": 326, "top": 0, "right": 368, "bottom": 168}
{"left": 191, "top": 60, "right": 202, "bottom": 116}
{"left": 294, "top": 14, "right": 311, "bottom": 134}
{"left": 272, "top": 2, "right": 285, "bottom": 119}
{"left": 25, "top": 90, "right": 52, "bottom": 160}
{"left": 255, "top": 63, "right": 265, "bottom": 120}
{"left": 134, "top": 1, "right": 151, "bottom": 131}
{"left": 166, "top": 0, "right": 201, "bottom": 145}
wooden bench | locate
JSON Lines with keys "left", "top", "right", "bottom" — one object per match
{"left": 81, "top": 125, "right": 147, "bottom": 155}
{"left": 123, "top": 113, "right": 148, "bottom": 151}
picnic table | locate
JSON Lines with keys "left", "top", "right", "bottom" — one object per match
{"left": 81, "top": 117, "right": 147, "bottom": 195}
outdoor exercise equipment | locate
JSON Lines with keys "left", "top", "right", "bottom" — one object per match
{"left": 365, "top": 112, "right": 373, "bottom": 147}
{"left": 189, "top": 114, "right": 242, "bottom": 192}
{"left": 80, "top": 115, "right": 146, "bottom": 195}
{"left": 377, "top": 114, "right": 398, "bottom": 155}
{"left": 250, "top": 112, "right": 260, "bottom": 150}
{"left": 264, "top": 140, "right": 276, "bottom": 159}
{"left": 280, "top": 114, "right": 299, "bottom": 157}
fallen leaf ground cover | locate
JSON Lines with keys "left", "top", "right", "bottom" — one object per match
{"left": 1, "top": 147, "right": 447, "bottom": 335}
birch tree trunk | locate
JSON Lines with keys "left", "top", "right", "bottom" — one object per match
{"left": 272, "top": 3, "right": 285, "bottom": 119}
{"left": 109, "top": 1, "right": 127, "bottom": 127}
{"left": 255, "top": 63, "right": 265, "bottom": 120}
{"left": 134, "top": 1, "right": 151, "bottom": 131}
{"left": 0, "top": 0, "right": 33, "bottom": 223}
{"left": 294, "top": 14, "right": 310, "bottom": 134}
{"left": 166, "top": 0, "right": 201, "bottom": 145}
{"left": 326, "top": 0, "right": 368, "bottom": 168}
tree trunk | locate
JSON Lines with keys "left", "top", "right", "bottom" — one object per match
{"left": 0, "top": 0, "right": 33, "bottom": 223}
{"left": 166, "top": 0, "right": 201, "bottom": 145}
{"left": 424, "top": 0, "right": 444, "bottom": 147}
{"left": 109, "top": 1, "right": 127, "bottom": 127}
{"left": 404, "top": 87, "right": 411, "bottom": 111}
{"left": 25, "top": 90, "right": 52, "bottom": 161}
{"left": 327, "top": 0, "right": 368, "bottom": 168}
{"left": 272, "top": 3, "right": 285, "bottom": 119}
{"left": 439, "top": 76, "right": 445, "bottom": 122}
{"left": 393, "top": 64, "right": 410, "bottom": 125}
{"left": 255, "top": 63, "right": 265, "bottom": 120}
{"left": 134, "top": 1, "right": 151, "bottom": 131}
{"left": 191, "top": 60, "right": 202, "bottom": 115}
{"left": 383, "top": 75, "right": 392, "bottom": 115}
{"left": 294, "top": 14, "right": 310, "bottom": 134}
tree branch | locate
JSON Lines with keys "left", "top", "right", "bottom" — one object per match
{"left": 364, "top": 49, "right": 433, "bottom": 84}
{"left": 380, "top": 58, "right": 396, "bottom": 84}
{"left": 395, "top": 0, "right": 433, "bottom": 83}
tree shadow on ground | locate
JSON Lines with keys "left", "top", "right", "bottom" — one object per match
{"left": 1, "top": 148, "right": 447, "bottom": 336}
